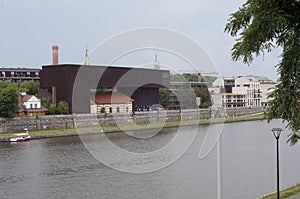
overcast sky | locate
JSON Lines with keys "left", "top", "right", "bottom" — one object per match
{"left": 0, "top": 0, "right": 281, "bottom": 80}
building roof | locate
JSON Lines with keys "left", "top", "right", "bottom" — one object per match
{"left": 21, "top": 94, "right": 34, "bottom": 102}
{"left": 237, "top": 75, "right": 274, "bottom": 84}
{"left": 93, "top": 92, "right": 134, "bottom": 104}
{"left": 0, "top": 67, "right": 40, "bottom": 72}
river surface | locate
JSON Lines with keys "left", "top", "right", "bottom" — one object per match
{"left": 0, "top": 119, "right": 299, "bottom": 199}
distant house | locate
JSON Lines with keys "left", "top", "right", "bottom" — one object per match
{"left": 17, "top": 93, "right": 47, "bottom": 117}
{"left": 90, "top": 92, "right": 134, "bottom": 114}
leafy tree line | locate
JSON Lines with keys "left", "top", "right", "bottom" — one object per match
{"left": 170, "top": 73, "right": 217, "bottom": 87}
{"left": 193, "top": 87, "right": 211, "bottom": 108}
{"left": 41, "top": 99, "right": 69, "bottom": 115}
{"left": 159, "top": 73, "right": 214, "bottom": 109}
{"left": 225, "top": 0, "right": 300, "bottom": 144}
{"left": 0, "top": 80, "right": 68, "bottom": 118}
{"left": 0, "top": 82, "right": 19, "bottom": 118}
{"left": 159, "top": 87, "right": 211, "bottom": 109}
{"left": 20, "top": 80, "right": 39, "bottom": 95}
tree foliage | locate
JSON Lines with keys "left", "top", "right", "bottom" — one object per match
{"left": 225, "top": 0, "right": 300, "bottom": 144}
{"left": 20, "top": 81, "right": 39, "bottom": 95}
{"left": 193, "top": 87, "right": 212, "bottom": 108}
{"left": 170, "top": 73, "right": 199, "bottom": 82}
{"left": 41, "top": 97, "right": 51, "bottom": 109}
{"left": 159, "top": 88, "right": 170, "bottom": 109}
{"left": 56, "top": 101, "right": 69, "bottom": 114}
{"left": 0, "top": 82, "right": 19, "bottom": 118}
{"left": 170, "top": 73, "right": 217, "bottom": 87}
{"left": 46, "top": 101, "right": 69, "bottom": 115}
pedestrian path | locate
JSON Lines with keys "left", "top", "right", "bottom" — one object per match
{"left": 288, "top": 193, "right": 300, "bottom": 199}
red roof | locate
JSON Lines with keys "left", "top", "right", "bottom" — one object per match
{"left": 19, "top": 95, "right": 34, "bottom": 102}
{"left": 93, "top": 92, "right": 133, "bottom": 104}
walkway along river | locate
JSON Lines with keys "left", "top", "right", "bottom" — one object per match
{"left": 0, "top": 119, "right": 299, "bottom": 199}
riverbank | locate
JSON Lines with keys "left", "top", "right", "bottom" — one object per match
{"left": 257, "top": 184, "right": 300, "bottom": 199}
{"left": 0, "top": 113, "right": 265, "bottom": 140}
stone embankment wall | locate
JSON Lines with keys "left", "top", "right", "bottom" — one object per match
{"left": 0, "top": 107, "right": 266, "bottom": 133}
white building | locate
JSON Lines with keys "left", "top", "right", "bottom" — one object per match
{"left": 20, "top": 93, "right": 42, "bottom": 109}
{"left": 90, "top": 92, "right": 133, "bottom": 114}
{"left": 256, "top": 76, "right": 276, "bottom": 107}
{"left": 18, "top": 93, "right": 46, "bottom": 116}
{"left": 210, "top": 75, "right": 275, "bottom": 108}
{"left": 234, "top": 76, "right": 261, "bottom": 107}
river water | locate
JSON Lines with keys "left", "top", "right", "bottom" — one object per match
{"left": 0, "top": 119, "right": 299, "bottom": 199}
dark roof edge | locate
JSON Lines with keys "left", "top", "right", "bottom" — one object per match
{"left": 42, "top": 64, "right": 169, "bottom": 72}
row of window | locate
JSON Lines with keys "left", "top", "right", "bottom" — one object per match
{"left": 0, "top": 71, "right": 39, "bottom": 77}
{"left": 30, "top": 104, "right": 38, "bottom": 109}
{"left": 224, "top": 100, "right": 245, "bottom": 103}
{"left": 98, "top": 106, "right": 130, "bottom": 113}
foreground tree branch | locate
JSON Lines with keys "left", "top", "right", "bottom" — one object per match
{"left": 225, "top": 0, "right": 300, "bottom": 144}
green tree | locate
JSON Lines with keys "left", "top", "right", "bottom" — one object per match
{"left": 170, "top": 73, "right": 186, "bottom": 82}
{"left": 159, "top": 88, "right": 170, "bottom": 109}
{"left": 170, "top": 73, "right": 199, "bottom": 82}
{"left": 47, "top": 104, "right": 57, "bottom": 115}
{"left": 201, "top": 76, "right": 217, "bottom": 87}
{"left": 170, "top": 73, "right": 216, "bottom": 86}
{"left": 0, "top": 80, "right": 8, "bottom": 90}
{"left": 183, "top": 73, "right": 199, "bottom": 82}
{"left": 100, "top": 107, "right": 106, "bottom": 113}
{"left": 0, "top": 84, "right": 19, "bottom": 118}
{"left": 56, "top": 101, "right": 69, "bottom": 114}
{"left": 20, "top": 81, "right": 39, "bottom": 95}
{"left": 41, "top": 97, "right": 51, "bottom": 109}
{"left": 202, "top": 102, "right": 209, "bottom": 109}
{"left": 193, "top": 87, "right": 211, "bottom": 108}
{"left": 46, "top": 101, "right": 69, "bottom": 115}
{"left": 95, "top": 87, "right": 107, "bottom": 93}
{"left": 225, "top": 0, "right": 300, "bottom": 144}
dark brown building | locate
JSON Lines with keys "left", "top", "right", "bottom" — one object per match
{"left": 40, "top": 64, "right": 170, "bottom": 113}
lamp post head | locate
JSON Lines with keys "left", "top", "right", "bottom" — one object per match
{"left": 271, "top": 128, "right": 283, "bottom": 139}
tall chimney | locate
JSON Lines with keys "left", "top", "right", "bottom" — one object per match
{"left": 52, "top": 45, "right": 59, "bottom": 65}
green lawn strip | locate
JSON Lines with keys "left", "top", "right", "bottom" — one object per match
{"left": 258, "top": 184, "right": 300, "bottom": 199}
{"left": 0, "top": 128, "right": 77, "bottom": 139}
{"left": 0, "top": 113, "right": 265, "bottom": 139}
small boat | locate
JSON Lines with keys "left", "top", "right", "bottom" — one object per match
{"left": 9, "top": 132, "right": 31, "bottom": 142}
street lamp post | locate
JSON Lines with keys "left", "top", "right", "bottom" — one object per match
{"left": 271, "top": 128, "right": 283, "bottom": 199}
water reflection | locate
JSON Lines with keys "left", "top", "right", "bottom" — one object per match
{"left": 0, "top": 120, "right": 299, "bottom": 199}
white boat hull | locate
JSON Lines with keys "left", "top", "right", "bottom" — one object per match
{"left": 9, "top": 135, "right": 31, "bottom": 142}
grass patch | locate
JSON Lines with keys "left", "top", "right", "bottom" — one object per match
{"left": 258, "top": 184, "right": 300, "bottom": 199}
{"left": 0, "top": 128, "right": 78, "bottom": 139}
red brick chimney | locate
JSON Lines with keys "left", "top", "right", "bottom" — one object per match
{"left": 52, "top": 45, "right": 59, "bottom": 65}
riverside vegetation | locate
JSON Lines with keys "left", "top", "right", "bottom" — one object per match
{"left": 0, "top": 113, "right": 265, "bottom": 140}
{"left": 258, "top": 184, "right": 300, "bottom": 199}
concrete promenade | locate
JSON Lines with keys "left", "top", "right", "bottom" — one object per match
{"left": 288, "top": 193, "right": 300, "bottom": 199}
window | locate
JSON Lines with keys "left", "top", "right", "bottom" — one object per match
{"left": 109, "top": 107, "right": 112, "bottom": 113}
{"left": 30, "top": 104, "right": 33, "bottom": 109}
{"left": 35, "top": 104, "right": 37, "bottom": 109}
{"left": 126, "top": 107, "right": 129, "bottom": 112}
{"left": 116, "top": 107, "right": 120, "bottom": 113}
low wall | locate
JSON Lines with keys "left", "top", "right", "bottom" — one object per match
{"left": 0, "top": 107, "right": 266, "bottom": 133}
